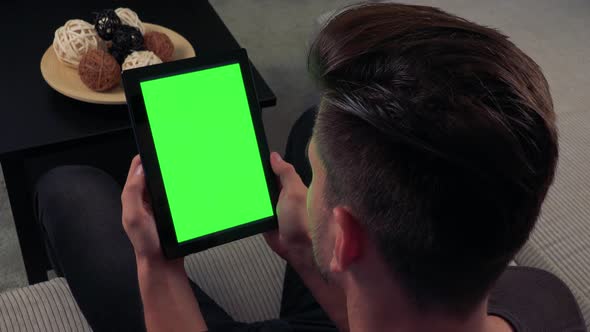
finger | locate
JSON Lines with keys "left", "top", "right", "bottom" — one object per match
{"left": 270, "top": 152, "right": 305, "bottom": 189}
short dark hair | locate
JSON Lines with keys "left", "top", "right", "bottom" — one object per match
{"left": 310, "top": 3, "right": 557, "bottom": 315}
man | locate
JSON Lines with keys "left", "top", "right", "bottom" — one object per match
{"left": 36, "top": 3, "right": 586, "bottom": 332}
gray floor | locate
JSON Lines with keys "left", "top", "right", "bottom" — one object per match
{"left": 1, "top": 0, "right": 589, "bottom": 291}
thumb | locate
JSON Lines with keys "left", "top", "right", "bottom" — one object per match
{"left": 122, "top": 155, "right": 147, "bottom": 210}
{"left": 263, "top": 230, "right": 287, "bottom": 259}
{"left": 270, "top": 152, "right": 303, "bottom": 189}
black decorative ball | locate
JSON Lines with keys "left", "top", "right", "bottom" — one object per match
{"left": 112, "top": 25, "right": 145, "bottom": 53}
{"left": 93, "top": 9, "right": 122, "bottom": 41}
{"left": 109, "top": 46, "right": 129, "bottom": 65}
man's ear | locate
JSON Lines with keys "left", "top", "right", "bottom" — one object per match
{"left": 330, "top": 207, "right": 364, "bottom": 273}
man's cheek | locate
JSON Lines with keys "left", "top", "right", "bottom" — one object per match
{"left": 306, "top": 183, "right": 313, "bottom": 219}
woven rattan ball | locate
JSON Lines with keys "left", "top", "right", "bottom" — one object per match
{"left": 53, "top": 19, "right": 100, "bottom": 68}
{"left": 144, "top": 31, "right": 174, "bottom": 62}
{"left": 78, "top": 49, "right": 121, "bottom": 91}
{"left": 122, "top": 51, "right": 162, "bottom": 71}
{"left": 115, "top": 8, "right": 145, "bottom": 35}
{"left": 109, "top": 45, "right": 129, "bottom": 65}
{"left": 93, "top": 9, "right": 121, "bottom": 41}
{"left": 112, "top": 25, "right": 144, "bottom": 54}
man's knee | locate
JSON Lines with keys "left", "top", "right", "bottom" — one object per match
{"left": 35, "top": 166, "right": 118, "bottom": 227}
{"left": 36, "top": 165, "right": 112, "bottom": 202}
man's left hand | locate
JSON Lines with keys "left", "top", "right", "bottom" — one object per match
{"left": 121, "top": 155, "right": 182, "bottom": 269}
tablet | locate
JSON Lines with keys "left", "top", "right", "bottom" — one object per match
{"left": 122, "top": 49, "right": 278, "bottom": 258}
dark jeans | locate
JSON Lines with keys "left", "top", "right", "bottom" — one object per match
{"left": 35, "top": 108, "right": 335, "bottom": 332}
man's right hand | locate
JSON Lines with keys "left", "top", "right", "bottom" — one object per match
{"left": 264, "top": 152, "right": 312, "bottom": 261}
{"left": 265, "top": 152, "right": 350, "bottom": 331}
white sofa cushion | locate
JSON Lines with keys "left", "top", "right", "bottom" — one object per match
{"left": 184, "top": 234, "right": 286, "bottom": 323}
{"left": 0, "top": 277, "right": 91, "bottom": 332}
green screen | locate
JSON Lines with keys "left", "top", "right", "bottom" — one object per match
{"left": 140, "top": 63, "right": 274, "bottom": 243}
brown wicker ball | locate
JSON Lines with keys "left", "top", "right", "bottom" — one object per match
{"left": 144, "top": 31, "right": 174, "bottom": 62}
{"left": 78, "top": 49, "right": 121, "bottom": 91}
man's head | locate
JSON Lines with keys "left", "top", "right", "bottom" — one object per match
{"left": 305, "top": 3, "right": 557, "bottom": 315}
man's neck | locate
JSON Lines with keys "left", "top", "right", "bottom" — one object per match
{"left": 343, "top": 274, "right": 511, "bottom": 332}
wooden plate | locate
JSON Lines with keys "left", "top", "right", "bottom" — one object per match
{"left": 40, "top": 23, "right": 196, "bottom": 105}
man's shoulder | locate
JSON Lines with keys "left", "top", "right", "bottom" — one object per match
{"left": 488, "top": 266, "right": 587, "bottom": 332}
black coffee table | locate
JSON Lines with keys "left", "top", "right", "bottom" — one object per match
{"left": 0, "top": 0, "right": 276, "bottom": 284}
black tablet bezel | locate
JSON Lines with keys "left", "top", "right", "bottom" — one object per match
{"left": 122, "top": 49, "right": 279, "bottom": 258}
